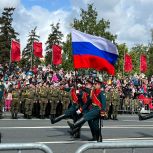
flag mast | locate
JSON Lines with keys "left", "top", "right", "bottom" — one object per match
{"left": 10, "top": 39, "right": 12, "bottom": 66}
{"left": 123, "top": 50, "right": 125, "bottom": 77}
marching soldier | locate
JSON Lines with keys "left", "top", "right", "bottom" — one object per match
{"left": 67, "top": 79, "right": 106, "bottom": 141}
{"left": 0, "top": 72, "right": 4, "bottom": 119}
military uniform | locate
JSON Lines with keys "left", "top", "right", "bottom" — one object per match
{"left": 39, "top": 85, "right": 48, "bottom": 119}
{"left": 112, "top": 89, "right": 120, "bottom": 120}
{"left": 60, "top": 90, "right": 70, "bottom": 113}
{"left": 24, "top": 85, "right": 35, "bottom": 119}
{"left": 45, "top": 86, "right": 52, "bottom": 118}
{"left": 106, "top": 91, "right": 113, "bottom": 119}
{"left": 11, "top": 87, "right": 21, "bottom": 119}
{"left": 50, "top": 87, "right": 79, "bottom": 125}
{"left": 67, "top": 84, "right": 106, "bottom": 141}
{"left": 50, "top": 87, "right": 60, "bottom": 117}
{"left": 0, "top": 80, "right": 4, "bottom": 119}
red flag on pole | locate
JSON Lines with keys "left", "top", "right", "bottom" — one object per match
{"left": 124, "top": 54, "right": 133, "bottom": 72}
{"left": 52, "top": 44, "right": 62, "bottom": 65}
{"left": 33, "top": 42, "right": 43, "bottom": 58}
{"left": 140, "top": 54, "right": 147, "bottom": 73}
{"left": 11, "top": 40, "right": 21, "bottom": 62}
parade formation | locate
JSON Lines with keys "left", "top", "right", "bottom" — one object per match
{"left": 0, "top": 3, "right": 153, "bottom": 152}
{"left": 0, "top": 63, "right": 153, "bottom": 142}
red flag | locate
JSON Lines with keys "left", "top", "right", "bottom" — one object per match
{"left": 11, "top": 40, "right": 21, "bottom": 62}
{"left": 52, "top": 44, "right": 62, "bottom": 65}
{"left": 140, "top": 54, "right": 147, "bottom": 73}
{"left": 124, "top": 54, "right": 133, "bottom": 72}
{"left": 33, "top": 42, "right": 43, "bottom": 58}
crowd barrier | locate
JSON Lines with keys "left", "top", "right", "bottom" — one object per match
{"left": 75, "top": 140, "right": 153, "bottom": 153}
{"left": 0, "top": 143, "right": 53, "bottom": 153}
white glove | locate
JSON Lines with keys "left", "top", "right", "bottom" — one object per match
{"left": 76, "top": 109, "right": 81, "bottom": 115}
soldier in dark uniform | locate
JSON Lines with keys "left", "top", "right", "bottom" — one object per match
{"left": 0, "top": 71, "right": 4, "bottom": 119}
{"left": 67, "top": 79, "right": 106, "bottom": 141}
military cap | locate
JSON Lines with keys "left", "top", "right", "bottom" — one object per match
{"left": 86, "top": 79, "right": 93, "bottom": 85}
{"left": 94, "top": 78, "right": 106, "bottom": 89}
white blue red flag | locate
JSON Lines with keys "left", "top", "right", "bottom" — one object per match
{"left": 72, "top": 29, "right": 118, "bottom": 75}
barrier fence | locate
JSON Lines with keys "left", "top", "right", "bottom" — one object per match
{"left": 75, "top": 140, "right": 153, "bottom": 153}
{"left": 0, "top": 143, "right": 53, "bottom": 153}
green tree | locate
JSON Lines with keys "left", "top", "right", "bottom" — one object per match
{"left": 22, "top": 27, "right": 41, "bottom": 68}
{"left": 115, "top": 43, "right": 128, "bottom": 76}
{"left": 63, "top": 4, "right": 117, "bottom": 71}
{"left": 45, "top": 22, "right": 63, "bottom": 66}
{"left": 130, "top": 44, "right": 148, "bottom": 75}
{"left": 62, "top": 34, "right": 73, "bottom": 70}
{"left": 71, "top": 4, "right": 116, "bottom": 41}
{"left": 147, "top": 29, "right": 153, "bottom": 76}
{"left": 0, "top": 8, "right": 19, "bottom": 64}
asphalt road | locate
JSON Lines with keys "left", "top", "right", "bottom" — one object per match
{"left": 1, "top": 113, "right": 153, "bottom": 153}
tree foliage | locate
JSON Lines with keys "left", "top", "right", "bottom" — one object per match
{"left": 21, "top": 27, "right": 40, "bottom": 68}
{"left": 45, "top": 22, "right": 63, "bottom": 66}
{"left": 129, "top": 44, "right": 148, "bottom": 75}
{"left": 115, "top": 43, "right": 128, "bottom": 76}
{"left": 147, "top": 29, "right": 153, "bottom": 76}
{"left": 63, "top": 4, "right": 117, "bottom": 71}
{"left": 0, "top": 8, "right": 19, "bottom": 64}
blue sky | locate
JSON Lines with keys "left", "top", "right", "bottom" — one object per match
{"left": 22, "top": 0, "right": 72, "bottom": 11}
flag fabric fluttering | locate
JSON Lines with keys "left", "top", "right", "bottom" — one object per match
{"left": 33, "top": 42, "right": 43, "bottom": 58}
{"left": 124, "top": 54, "right": 133, "bottom": 72}
{"left": 11, "top": 40, "right": 21, "bottom": 62}
{"left": 140, "top": 54, "right": 147, "bottom": 73}
{"left": 52, "top": 44, "right": 62, "bottom": 65}
{"left": 72, "top": 29, "right": 118, "bottom": 75}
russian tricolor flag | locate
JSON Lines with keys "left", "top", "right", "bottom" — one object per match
{"left": 72, "top": 29, "right": 118, "bottom": 75}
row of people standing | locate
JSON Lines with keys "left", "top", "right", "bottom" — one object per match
{"left": 3, "top": 83, "right": 71, "bottom": 119}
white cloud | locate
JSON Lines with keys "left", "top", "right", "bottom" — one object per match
{"left": 1, "top": 0, "right": 153, "bottom": 53}
{"left": 0, "top": 0, "right": 20, "bottom": 11}
{"left": 74, "top": 0, "right": 153, "bottom": 48}
{"left": 12, "top": 3, "right": 71, "bottom": 56}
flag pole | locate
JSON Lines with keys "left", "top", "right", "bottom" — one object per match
{"left": 31, "top": 41, "right": 33, "bottom": 69}
{"left": 51, "top": 45, "right": 53, "bottom": 67}
{"left": 123, "top": 50, "right": 125, "bottom": 77}
{"left": 10, "top": 39, "right": 12, "bottom": 66}
{"left": 139, "top": 54, "right": 141, "bottom": 75}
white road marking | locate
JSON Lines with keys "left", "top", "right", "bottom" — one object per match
{"left": 1, "top": 125, "right": 153, "bottom": 129}
{"left": 37, "top": 137, "right": 153, "bottom": 144}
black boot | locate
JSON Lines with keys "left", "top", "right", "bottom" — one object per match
{"left": 138, "top": 113, "right": 153, "bottom": 121}
{"left": 73, "top": 129, "right": 80, "bottom": 139}
{"left": 69, "top": 127, "right": 80, "bottom": 136}
{"left": 67, "top": 117, "right": 86, "bottom": 130}
{"left": 50, "top": 114, "right": 66, "bottom": 124}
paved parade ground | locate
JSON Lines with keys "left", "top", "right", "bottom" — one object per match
{"left": 1, "top": 113, "right": 153, "bottom": 153}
